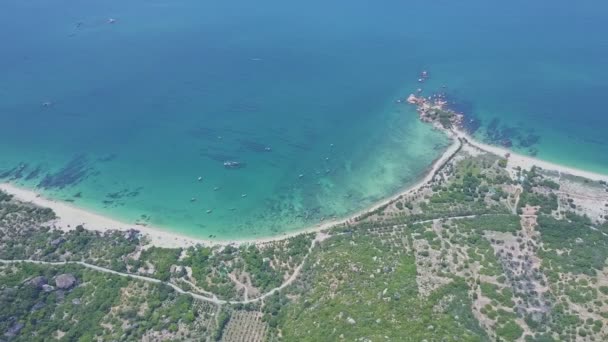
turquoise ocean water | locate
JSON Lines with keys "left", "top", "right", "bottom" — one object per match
{"left": 1, "top": 0, "right": 607, "bottom": 239}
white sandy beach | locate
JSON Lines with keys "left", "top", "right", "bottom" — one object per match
{"left": 453, "top": 129, "right": 608, "bottom": 183}
{"left": 1, "top": 132, "right": 607, "bottom": 248}
{"left": 0, "top": 183, "right": 216, "bottom": 249}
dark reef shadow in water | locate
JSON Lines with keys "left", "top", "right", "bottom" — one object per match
{"left": 37, "top": 154, "right": 93, "bottom": 190}
{"left": 0, "top": 163, "right": 47, "bottom": 182}
{"left": 443, "top": 94, "right": 481, "bottom": 134}
{"left": 101, "top": 186, "right": 143, "bottom": 208}
{"left": 25, "top": 165, "right": 44, "bottom": 181}
{"left": 238, "top": 139, "right": 272, "bottom": 153}
{"left": 0, "top": 166, "right": 16, "bottom": 180}
{"left": 442, "top": 91, "right": 540, "bottom": 153}
{"left": 106, "top": 187, "right": 143, "bottom": 200}
{"left": 483, "top": 118, "right": 540, "bottom": 151}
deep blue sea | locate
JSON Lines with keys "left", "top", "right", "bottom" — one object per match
{"left": 1, "top": 0, "right": 607, "bottom": 239}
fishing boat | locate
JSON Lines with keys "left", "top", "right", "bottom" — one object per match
{"left": 223, "top": 161, "right": 242, "bottom": 169}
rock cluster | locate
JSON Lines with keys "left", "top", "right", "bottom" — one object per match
{"left": 55, "top": 273, "right": 77, "bottom": 289}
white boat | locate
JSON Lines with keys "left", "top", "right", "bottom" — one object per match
{"left": 223, "top": 161, "right": 242, "bottom": 169}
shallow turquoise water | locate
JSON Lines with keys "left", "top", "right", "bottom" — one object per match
{"left": 1, "top": 0, "right": 607, "bottom": 239}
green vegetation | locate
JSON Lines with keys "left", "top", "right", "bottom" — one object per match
{"left": 0, "top": 223, "right": 137, "bottom": 270}
{"left": 480, "top": 282, "right": 515, "bottom": 307}
{"left": 0, "top": 191, "right": 13, "bottom": 202}
{"left": 540, "top": 179, "right": 560, "bottom": 190}
{"left": 0, "top": 263, "right": 215, "bottom": 341}
{"left": 262, "top": 291, "right": 289, "bottom": 328}
{"left": 280, "top": 232, "right": 486, "bottom": 341}
{"left": 456, "top": 214, "right": 521, "bottom": 233}
{"left": 496, "top": 320, "right": 524, "bottom": 340}
{"left": 138, "top": 246, "right": 181, "bottom": 281}
{"left": 518, "top": 191, "right": 558, "bottom": 214}
{"left": 240, "top": 245, "right": 283, "bottom": 290}
{"left": 425, "top": 109, "right": 456, "bottom": 129}
{"left": 214, "top": 309, "right": 231, "bottom": 341}
{"left": 537, "top": 214, "right": 608, "bottom": 276}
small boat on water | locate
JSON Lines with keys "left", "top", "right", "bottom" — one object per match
{"left": 223, "top": 161, "right": 243, "bottom": 169}
{"left": 206, "top": 209, "right": 213, "bottom": 214}
{"left": 213, "top": 187, "right": 220, "bottom": 191}
{"left": 264, "top": 147, "right": 272, "bottom": 152}
{"left": 197, "top": 176, "right": 203, "bottom": 182}
{"left": 241, "top": 194, "right": 248, "bottom": 198}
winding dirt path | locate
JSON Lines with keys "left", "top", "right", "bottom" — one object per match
{"left": 0, "top": 232, "right": 325, "bottom": 305}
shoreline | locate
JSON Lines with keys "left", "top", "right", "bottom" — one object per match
{"left": 453, "top": 128, "right": 608, "bottom": 183}
{"left": 0, "top": 135, "right": 462, "bottom": 248}
{"left": 2, "top": 131, "right": 607, "bottom": 248}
